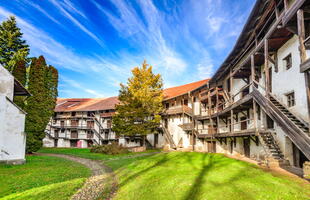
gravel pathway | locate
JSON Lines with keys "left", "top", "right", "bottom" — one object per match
{"left": 35, "top": 153, "right": 117, "bottom": 200}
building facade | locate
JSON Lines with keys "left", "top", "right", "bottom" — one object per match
{"left": 0, "top": 65, "right": 30, "bottom": 164}
{"left": 44, "top": 0, "right": 310, "bottom": 173}
{"left": 170, "top": 0, "right": 310, "bottom": 171}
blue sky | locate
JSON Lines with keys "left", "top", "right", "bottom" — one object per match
{"left": 0, "top": 0, "right": 255, "bottom": 98}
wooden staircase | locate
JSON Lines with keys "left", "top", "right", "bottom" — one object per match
{"left": 161, "top": 126, "right": 177, "bottom": 149}
{"left": 269, "top": 95, "right": 309, "bottom": 134}
{"left": 251, "top": 88, "right": 310, "bottom": 160}
{"left": 259, "top": 132, "right": 284, "bottom": 160}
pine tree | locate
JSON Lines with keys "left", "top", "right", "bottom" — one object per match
{"left": 12, "top": 60, "right": 27, "bottom": 108}
{"left": 112, "top": 61, "right": 163, "bottom": 141}
{"left": 25, "top": 56, "right": 58, "bottom": 153}
{"left": 0, "top": 16, "right": 29, "bottom": 71}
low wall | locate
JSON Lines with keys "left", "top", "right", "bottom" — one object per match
{"left": 127, "top": 146, "right": 146, "bottom": 152}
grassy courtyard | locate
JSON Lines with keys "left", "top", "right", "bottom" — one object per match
{"left": 0, "top": 155, "right": 90, "bottom": 200}
{"left": 106, "top": 152, "right": 310, "bottom": 200}
{"left": 1, "top": 149, "right": 309, "bottom": 200}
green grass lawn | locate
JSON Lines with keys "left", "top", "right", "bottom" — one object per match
{"left": 38, "top": 147, "right": 160, "bottom": 160}
{"left": 105, "top": 152, "right": 310, "bottom": 200}
{"left": 0, "top": 155, "right": 91, "bottom": 200}
{"left": 35, "top": 148, "right": 310, "bottom": 200}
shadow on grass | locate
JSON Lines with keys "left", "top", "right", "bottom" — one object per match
{"left": 183, "top": 153, "right": 256, "bottom": 200}
{"left": 119, "top": 153, "right": 175, "bottom": 188}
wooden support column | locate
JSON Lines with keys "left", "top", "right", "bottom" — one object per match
{"left": 250, "top": 54, "right": 255, "bottom": 90}
{"left": 253, "top": 100, "right": 257, "bottom": 132}
{"left": 305, "top": 71, "right": 310, "bottom": 134}
{"left": 264, "top": 39, "right": 270, "bottom": 96}
{"left": 297, "top": 9, "right": 307, "bottom": 63}
{"left": 284, "top": 0, "right": 288, "bottom": 11}
{"left": 230, "top": 109, "right": 234, "bottom": 134}
{"left": 216, "top": 87, "right": 219, "bottom": 113}
{"left": 297, "top": 9, "right": 310, "bottom": 133}
{"left": 216, "top": 116, "right": 220, "bottom": 134}
{"left": 230, "top": 68, "right": 233, "bottom": 103}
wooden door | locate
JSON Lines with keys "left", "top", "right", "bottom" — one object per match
{"left": 60, "top": 121, "right": 65, "bottom": 128}
{"left": 87, "top": 121, "right": 94, "bottom": 128}
{"left": 71, "top": 130, "right": 78, "bottom": 138}
{"left": 243, "top": 138, "right": 250, "bottom": 157}
{"left": 107, "top": 120, "right": 112, "bottom": 128}
{"left": 164, "top": 119, "right": 168, "bottom": 129}
{"left": 154, "top": 134, "right": 158, "bottom": 146}
{"left": 229, "top": 140, "right": 233, "bottom": 154}
{"left": 54, "top": 130, "right": 59, "bottom": 138}
{"left": 240, "top": 117, "right": 247, "bottom": 130}
{"left": 207, "top": 141, "right": 216, "bottom": 153}
{"left": 269, "top": 67, "right": 272, "bottom": 92}
{"left": 71, "top": 120, "right": 78, "bottom": 127}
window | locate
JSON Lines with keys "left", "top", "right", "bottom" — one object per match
{"left": 286, "top": 92, "right": 295, "bottom": 107}
{"left": 184, "top": 99, "right": 188, "bottom": 106}
{"left": 71, "top": 112, "right": 76, "bottom": 116}
{"left": 165, "top": 103, "right": 169, "bottom": 109}
{"left": 283, "top": 53, "right": 292, "bottom": 70}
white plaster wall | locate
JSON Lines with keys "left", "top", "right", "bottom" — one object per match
{"left": 0, "top": 66, "right": 14, "bottom": 100}
{"left": 0, "top": 95, "right": 26, "bottom": 162}
{"left": 231, "top": 79, "right": 247, "bottom": 102}
{"left": 272, "top": 36, "right": 308, "bottom": 121}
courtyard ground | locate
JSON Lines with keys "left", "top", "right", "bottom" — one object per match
{"left": 1, "top": 149, "right": 309, "bottom": 200}
{"left": 0, "top": 155, "right": 90, "bottom": 200}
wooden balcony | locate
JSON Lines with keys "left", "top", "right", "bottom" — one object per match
{"left": 162, "top": 105, "right": 193, "bottom": 116}
{"left": 179, "top": 123, "right": 194, "bottom": 131}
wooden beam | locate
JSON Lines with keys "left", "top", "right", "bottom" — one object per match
{"left": 264, "top": 39, "right": 270, "bottom": 96}
{"left": 230, "top": 109, "right": 234, "bottom": 134}
{"left": 297, "top": 9, "right": 307, "bottom": 64}
{"left": 305, "top": 71, "right": 310, "bottom": 135}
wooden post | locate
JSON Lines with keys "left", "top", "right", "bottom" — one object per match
{"left": 216, "top": 87, "right": 219, "bottom": 113}
{"left": 250, "top": 54, "right": 255, "bottom": 90}
{"left": 230, "top": 109, "right": 234, "bottom": 134}
{"left": 264, "top": 39, "right": 270, "bottom": 96}
{"left": 217, "top": 116, "right": 220, "bottom": 134}
{"left": 284, "top": 0, "right": 288, "bottom": 11}
{"left": 297, "top": 9, "right": 307, "bottom": 63}
{"left": 253, "top": 100, "right": 257, "bottom": 132}
{"left": 305, "top": 71, "right": 310, "bottom": 134}
{"left": 230, "top": 68, "right": 233, "bottom": 103}
{"left": 297, "top": 9, "right": 310, "bottom": 134}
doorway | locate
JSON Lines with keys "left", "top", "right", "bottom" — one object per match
{"left": 240, "top": 117, "right": 247, "bottom": 130}
{"left": 243, "top": 138, "right": 250, "bottom": 157}
{"left": 207, "top": 141, "right": 216, "bottom": 153}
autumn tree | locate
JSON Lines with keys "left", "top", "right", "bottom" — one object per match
{"left": 112, "top": 61, "right": 163, "bottom": 143}
{"left": 0, "top": 16, "right": 29, "bottom": 72}
{"left": 25, "top": 56, "right": 59, "bottom": 153}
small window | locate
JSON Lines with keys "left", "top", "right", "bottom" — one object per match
{"left": 286, "top": 92, "right": 295, "bottom": 107}
{"left": 61, "top": 129, "right": 65, "bottom": 133}
{"left": 71, "top": 112, "right": 76, "bottom": 116}
{"left": 184, "top": 99, "right": 188, "bottom": 106}
{"left": 165, "top": 103, "right": 169, "bottom": 109}
{"left": 283, "top": 53, "right": 292, "bottom": 70}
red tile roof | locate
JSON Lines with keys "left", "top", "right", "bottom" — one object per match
{"left": 55, "top": 96, "right": 119, "bottom": 112}
{"left": 163, "top": 79, "right": 209, "bottom": 100}
{"left": 55, "top": 79, "right": 209, "bottom": 112}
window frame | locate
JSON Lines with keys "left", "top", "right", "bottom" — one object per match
{"left": 286, "top": 92, "right": 295, "bottom": 107}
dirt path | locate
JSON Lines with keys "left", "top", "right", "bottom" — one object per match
{"left": 36, "top": 153, "right": 117, "bottom": 200}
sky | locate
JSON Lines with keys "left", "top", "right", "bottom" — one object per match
{"left": 0, "top": 0, "right": 255, "bottom": 98}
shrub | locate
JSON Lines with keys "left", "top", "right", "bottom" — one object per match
{"left": 90, "top": 142, "right": 129, "bottom": 155}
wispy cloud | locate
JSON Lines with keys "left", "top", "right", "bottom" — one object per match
{"left": 0, "top": 0, "right": 254, "bottom": 97}
{"left": 47, "top": 0, "right": 104, "bottom": 47}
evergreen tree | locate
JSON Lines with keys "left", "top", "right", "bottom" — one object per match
{"left": 12, "top": 60, "right": 27, "bottom": 108}
{"left": 25, "top": 56, "right": 58, "bottom": 153}
{"left": 0, "top": 16, "right": 29, "bottom": 71}
{"left": 112, "top": 61, "right": 163, "bottom": 142}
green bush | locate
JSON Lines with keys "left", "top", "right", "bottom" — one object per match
{"left": 90, "top": 142, "right": 129, "bottom": 155}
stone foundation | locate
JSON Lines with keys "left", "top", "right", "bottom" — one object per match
{"left": 127, "top": 146, "right": 146, "bottom": 152}
{"left": 0, "top": 159, "right": 26, "bottom": 165}
{"left": 303, "top": 161, "right": 310, "bottom": 179}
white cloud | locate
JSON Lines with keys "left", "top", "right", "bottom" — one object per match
{"left": 61, "top": 76, "right": 106, "bottom": 97}
{"left": 47, "top": 0, "right": 104, "bottom": 47}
